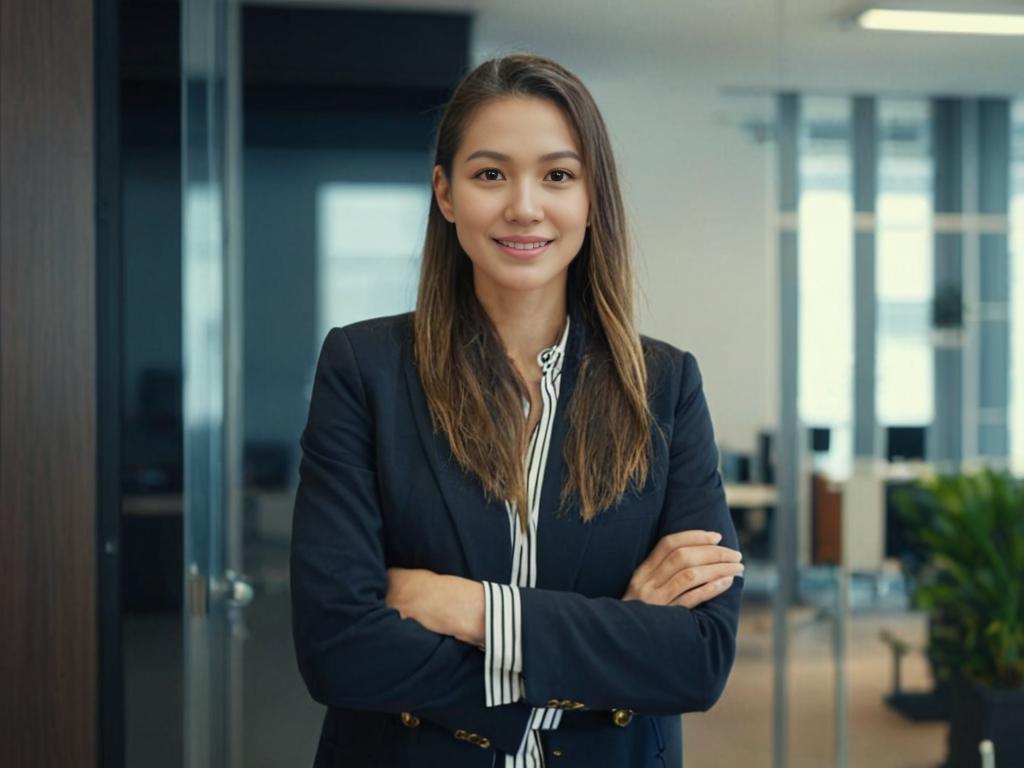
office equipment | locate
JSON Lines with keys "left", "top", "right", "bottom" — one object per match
{"left": 757, "top": 430, "right": 775, "bottom": 484}
{"left": 810, "top": 426, "right": 831, "bottom": 453}
{"left": 886, "top": 425, "right": 926, "bottom": 462}
{"left": 721, "top": 451, "right": 753, "bottom": 483}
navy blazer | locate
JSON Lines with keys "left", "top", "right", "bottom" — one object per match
{"left": 290, "top": 309, "right": 743, "bottom": 767}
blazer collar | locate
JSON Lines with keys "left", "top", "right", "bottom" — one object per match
{"left": 403, "top": 304, "right": 594, "bottom": 590}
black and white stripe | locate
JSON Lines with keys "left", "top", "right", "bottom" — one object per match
{"left": 482, "top": 314, "right": 571, "bottom": 767}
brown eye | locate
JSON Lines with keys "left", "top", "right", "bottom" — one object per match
{"left": 475, "top": 168, "right": 504, "bottom": 181}
{"left": 547, "top": 169, "right": 574, "bottom": 183}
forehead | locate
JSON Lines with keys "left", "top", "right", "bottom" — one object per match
{"left": 459, "top": 96, "right": 581, "bottom": 159}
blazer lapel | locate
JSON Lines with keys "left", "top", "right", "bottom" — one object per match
{"left": 403, "top": 353, "right": 512, "bottom": 584}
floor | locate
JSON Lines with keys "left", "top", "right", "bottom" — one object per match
{"left": 684, "top": 603, "right": 946, "bottom": 768}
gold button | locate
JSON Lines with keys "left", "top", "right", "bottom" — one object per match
{"left": 478, "top": 737, "right": 491, "bottom": 749}
{"left": 569, "top": 701, "right": 585, "bottom": 710}
{"left": 467, "top": 732, "right": 481, "bottom": 745}
{"left": 399, "top": 712, "right": 420, "bottom": 728}
{"left": 611, "top": 708, "right": 634, "bottom": 727}
{"left": 454, "top": 729, "right": 468, "bottom": 741}
{"left": 546, "top": 698, "right": 561, "bottom": 708}
{"left": 552, "top": 749, "right": 564, "bottom": 757}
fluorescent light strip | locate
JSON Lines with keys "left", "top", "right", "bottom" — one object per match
{"left": 858, "top": 9, "right": 1024, "bottom": 36}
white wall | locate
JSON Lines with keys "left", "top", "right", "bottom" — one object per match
{"left": 601, "top": 75, "right": 778, "bottom": 456}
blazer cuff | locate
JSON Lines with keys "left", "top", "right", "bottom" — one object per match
{"left": 414, "top": 699, "right": 536, "bottom": 757}
{"left": 482, "top": 581, "right": 524, "bottom": 706}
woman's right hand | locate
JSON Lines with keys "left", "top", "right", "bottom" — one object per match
{"left": 622, "top": 530, "right": 743, "bottom": 609}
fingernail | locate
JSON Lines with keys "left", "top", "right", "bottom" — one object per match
{"left": 710, "top": 532, "right": 722, "bottom": 543}
{"left": 721, "top": 577, "right": 734, "bottom": 587}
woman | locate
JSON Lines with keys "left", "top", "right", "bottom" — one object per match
{"left": 291, "top": 53, "right": 744, "bottom": 768}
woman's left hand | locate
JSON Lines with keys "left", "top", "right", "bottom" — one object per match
{"left": 385, "top": 567, "right": 485, "bottom": 648}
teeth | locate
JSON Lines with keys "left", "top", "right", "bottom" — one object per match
{"left": 497, "top": 239, "right": 549, "bottom": 250}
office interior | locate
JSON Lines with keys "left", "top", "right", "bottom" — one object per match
{"left": 4, "top": 0, "right": 1022, "bottom": 767}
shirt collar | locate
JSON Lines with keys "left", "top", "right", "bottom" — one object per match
{"left": 536, "top": 314, "right": 571, "bottom": 377}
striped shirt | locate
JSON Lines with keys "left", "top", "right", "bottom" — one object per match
{"left": 481, "top": 314, "right": 571, "bottom": 767}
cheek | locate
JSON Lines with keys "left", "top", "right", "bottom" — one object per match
{"left": 454, "top": 226, "right": 488, "bottom": 266}
{"left": 451, "top": 199, "right": 493, "bottom": 246}
{"left": 553, "top": 193, "right": 590, "bottom": 231}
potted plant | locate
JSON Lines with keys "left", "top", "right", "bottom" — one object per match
{"left": 895, "top": 469, "right": 1024, "bottom": 768}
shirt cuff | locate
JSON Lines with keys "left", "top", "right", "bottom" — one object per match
{"left": 482, "top": 581, "right": 524, "bottom": 707}
{"left": 529, "top": 707, "right": 563, "bottom": 730}
{"left": 512, "top": 709, "right": 563, "bottom": 759}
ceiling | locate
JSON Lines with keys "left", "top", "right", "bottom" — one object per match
{"left": 250, "top": 0, "right": 1024, "bottom": 96}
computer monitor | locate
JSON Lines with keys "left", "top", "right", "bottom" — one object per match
{"left": 886, "top": 426, "right": 926, "bottom": 462}
{"left": 809, "top": 427, "right": 831, "bottom": 454}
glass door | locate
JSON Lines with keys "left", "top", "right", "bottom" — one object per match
{"left": 181, "top": 1, "right": 248, "bottom": 766}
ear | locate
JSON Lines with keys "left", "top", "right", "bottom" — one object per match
{"left": 432, "top": 165, "right": 455, "bottom": 223}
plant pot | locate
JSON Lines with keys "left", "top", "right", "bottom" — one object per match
{"left": 945, "top": 676, "right": 1024, "bottom": 768}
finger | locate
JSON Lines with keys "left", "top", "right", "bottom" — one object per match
{"left": 671, "top": 576, "right": 735, "bottom": 610}
{"left": 656, "top": 561, "right": 744, "bottom": 601}
{"left": 644, "top": 533, "right": 742, "bottom": 579}
{"left": 646, "top": 545, "right": 743, "bottom": 590}
{"left": 634, "top": 530, "right": 722, "bottom": 582}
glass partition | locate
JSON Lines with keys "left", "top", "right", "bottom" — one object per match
{"left": 181, "top": 0, "right": 238, "bottom": 765}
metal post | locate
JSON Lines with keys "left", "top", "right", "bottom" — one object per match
{"left": 775, "top": 91, "right": 801, "bottom": 768}
{"left": 833, "top": 567, "right": 849, "bottom": 768}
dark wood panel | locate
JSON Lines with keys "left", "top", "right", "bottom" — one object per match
{"left": 0, "top": 0, "right": 97, "bottom": 765}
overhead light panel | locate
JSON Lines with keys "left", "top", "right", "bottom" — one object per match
{"left": 857, "top": 8, "right": 1024, "bottom": 36}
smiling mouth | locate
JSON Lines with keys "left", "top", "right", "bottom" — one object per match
{"left": 492, "top": 238, "right": 553, "bottom": 250}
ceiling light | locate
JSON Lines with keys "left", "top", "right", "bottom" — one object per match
{"left": 857, "top": 8, "right": 1024, "bottom": 36}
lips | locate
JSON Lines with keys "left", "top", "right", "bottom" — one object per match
{"left": 491, "top": 238, "right": 553, "bottom": 259}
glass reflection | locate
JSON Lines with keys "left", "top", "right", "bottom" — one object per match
{"left": 316, "top": 182, "right": 428, "bottom": 339}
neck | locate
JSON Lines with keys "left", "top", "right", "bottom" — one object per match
{"left": 473, "top": 277, "right": 566, "bottom": 379}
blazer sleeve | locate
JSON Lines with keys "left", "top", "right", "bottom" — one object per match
{"left": 290, "top": 327, "right": 533, "bottom": 754}
{"left": 518, "top": 349, "right": 743, "bottom": 715}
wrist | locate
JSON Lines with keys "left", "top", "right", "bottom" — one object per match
{"left": 444, "top": 575, "right": 485, "bottom": 647}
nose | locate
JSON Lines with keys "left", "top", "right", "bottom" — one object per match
{"left": 504, "top": 180, "right": 544, "bottom": 225}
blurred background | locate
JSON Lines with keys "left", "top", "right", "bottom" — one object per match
{"left": 3, "top": 0, "right": 1023, "bottom": 767}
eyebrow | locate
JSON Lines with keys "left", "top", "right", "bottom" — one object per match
{"left": 463, "top": 149, "right": 582, "bottom": 164}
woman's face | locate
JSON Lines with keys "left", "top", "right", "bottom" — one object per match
{"left": 432, "top": 96, "right": 590, "bottom": 300}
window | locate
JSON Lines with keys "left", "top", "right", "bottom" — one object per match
{"left": 316, "top": 182, "right": 430, "bottom": 342}
{"left": 876, "top": 100, "right": 933, "bottom": 427}
{"left": 1011, "top": 100, "right": 1024, "bottom": 475}
{"left": 798, "top": 97, "right": 854, "bottom": 478}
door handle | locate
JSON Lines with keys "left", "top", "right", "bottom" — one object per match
{"left": 224, "top": 570, "right": 254, "bottom": 608}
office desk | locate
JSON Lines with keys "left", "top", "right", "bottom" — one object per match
{"left": 725, "top": 483, "right": 777, "bottom": 509}
{"left": 725, "top": 483, "right": 776, "bottom": 561}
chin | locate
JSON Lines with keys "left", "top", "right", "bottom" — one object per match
{"left": 478, "top": 263, "right": 568, "bottom": 294}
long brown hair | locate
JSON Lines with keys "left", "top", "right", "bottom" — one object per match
{"left": 414, "top": 53, "right": 654, "bottom": 530}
